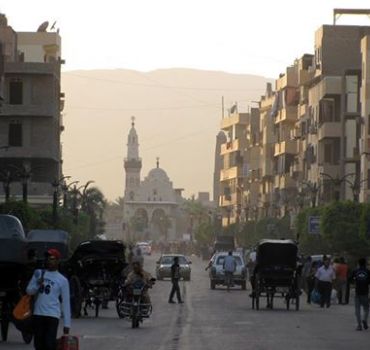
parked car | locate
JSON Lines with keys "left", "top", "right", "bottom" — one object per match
{"left": 136, "top": 242, "right": 152, "bottom": 256}
{"left": 208, "top": 251, "right": 247, "bottom": 290}
{"left": 156, "top": 254, "right": 191, "bottom": 281}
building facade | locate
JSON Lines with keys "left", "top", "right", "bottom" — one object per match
{"left": 123, "top": 119, "right": 185, "bottom": 241}
{"left": 217, "top": 22, "right": 370, "bottom": 226}
{"left": 0, "top": 15, "right": 64, "bottom": 205}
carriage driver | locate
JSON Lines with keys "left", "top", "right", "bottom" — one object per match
{"left": 124, "top": 261, "right": 154, "bottom": 304}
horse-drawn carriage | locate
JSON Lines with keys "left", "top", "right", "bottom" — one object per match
{"left": 251, "top": 239, "right": 300, "bottom": 311}
{"left": 63, "top": 240, "right": 127, "bottom": 318}
{"left": 0, "top": 215, "right": 32, "bottom": 343}
{"left": 27, "top": 229, "right": 69, "bottom": 264}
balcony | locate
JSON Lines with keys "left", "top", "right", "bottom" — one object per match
{"left": 220, "top": 166, "right": 240, "bottom": 181}
{"left": 318, "top": 164, "right": 340, "bottom": 179}
{"left": 274, "top": 140, "right": 297, "bottom": 156}
{"left": 318, "top": 122, "right": 341, "bottom": 140}
{"left": 275, "top": 106, "right": 298, "bottom": 124}
{"left": 1, "top": 104, "right": 56, "bottom": 117}
{"left": 274, "top": 174, "right": 296, "bottom": 189}
{"left": 4, "top": 62, "right": 60, "bottom": 76}
{"left": 221, "top": 113, "right": 249, "bottom": 130}
{"left": 220, "top": 139, "right": 241, "bottom": 155}
{"left": 316, "top": 76, "right": 342, "bottom": 99}
{"left": 298, "top": 104, "right": 307, "bottom": 118}
{"left": 219, "top": 193, "right": 239, "bottom": 207}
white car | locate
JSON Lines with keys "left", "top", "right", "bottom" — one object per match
{"left": 208, "top": 252, "right": 247, "bottom": 290}
{"left": 136, "top": 242, "right": 152, "bottom": 255}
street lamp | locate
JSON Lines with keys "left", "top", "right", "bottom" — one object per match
{"left": 301, "top": 181, "right": 320, "bottom": 208}
{"left": 62, "top": 180, "right": 79, "bottom": 208}
{"left": 0, "top": 170, "right": 12, "bottom": 202}
{"left": 345, "top": 177, "right": 368, "bottom": 203}
{"left": 51, "top": 175, "right": 71, "bottom": 226}
{"left": 320, "top": 172, "right": 355, "bottom": 201}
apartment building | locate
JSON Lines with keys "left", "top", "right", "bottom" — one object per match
{"left": 0, "top": 15, "right": 64, "bottom": 204}
{"left": 258, "top": 83, "right": 276, "bottom": 217}
{"left": 303, "top": 25, "right": 370, "bottom": 203}
{"left": 219, "top": 110, "right": 248, "bottom": 226}
{"left": 360, "top": 35, "right": 370, "bottom": 203}
{"left": 244, "top": 107, "right": 261, "bottom": 220}
{"left": 272, "top": 63, "right": 300, "bottom": 217}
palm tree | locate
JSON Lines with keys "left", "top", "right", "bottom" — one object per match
{"left": 81, "top": 187, "right": 107, "bottom": 239}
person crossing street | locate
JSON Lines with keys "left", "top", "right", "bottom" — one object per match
{"left": 169, "top": 256, "right": 183, "bottom": 304}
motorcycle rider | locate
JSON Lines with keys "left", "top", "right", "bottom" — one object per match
{"left": 124, "top": 261, "right": 154, "bottom": 303}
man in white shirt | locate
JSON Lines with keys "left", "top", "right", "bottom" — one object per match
{"left": 223, "top": 252, "right": 237, "bottom": 291}
{"left": 315, "top": 258, "right": 336, "bottom": 308}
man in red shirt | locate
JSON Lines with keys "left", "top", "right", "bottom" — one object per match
{"left": 334, "top": 257, "right": 348, "bottom": 305}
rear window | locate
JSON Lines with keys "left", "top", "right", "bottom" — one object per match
{"left": 161, "top": 256, "right": 187, "bottom": 265}
{"left": 0, "top": 216, "right": 25, "bottom": 238}
{"left": 216, "top": 256, "right": 243, "bottom": 266}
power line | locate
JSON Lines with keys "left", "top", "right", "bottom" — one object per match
{"left": 66, "top": 103, "right": 221, "bottom": 112}
{"left": 64, "top": 72, "right": 266, "bottom": 92}
{"left": 63, "top": 127, "right": 215, "bottom": 172}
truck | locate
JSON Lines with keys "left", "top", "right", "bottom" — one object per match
{"left": 213, "top": 235, "right": 235, "bottom": 252}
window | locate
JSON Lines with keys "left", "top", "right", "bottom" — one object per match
{"left": 345, "top": 75, "right": 358, "bottom": 113}
{"left": 324, "top": 143, "right": 332, "bottom": 163}
{"left": 319, "top": 99, "right": 335, "bottom": 124}
{"left": 9, "top": 80, "right": 23, "bottom": 105}
{"left": 8, "top": 123, "right": 22, "bottom": 147}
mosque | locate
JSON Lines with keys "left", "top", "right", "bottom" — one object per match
{"left": 123, "top": 117, "right": 186, "bottom": 241}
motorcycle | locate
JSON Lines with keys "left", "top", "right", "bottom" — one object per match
{"left": 116, "top": 278, "right": 155, "bottom": 328}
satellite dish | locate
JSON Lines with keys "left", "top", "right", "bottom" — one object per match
{"left": 50, "top": 21, "right": 56, "bottom": 30}
{"left": 37, "top": 21, "right": 49, "bottom": 32}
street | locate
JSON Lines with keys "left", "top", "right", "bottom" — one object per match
{"left": 6, "top": 254, "right": 369, "bottom": 350}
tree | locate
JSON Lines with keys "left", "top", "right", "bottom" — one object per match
{"left": 80, "top": 187, "right": 106, "bottom": 239}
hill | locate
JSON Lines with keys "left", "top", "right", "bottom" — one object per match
{"left": 61, "top": 68, "right": 271, "bottom": 201}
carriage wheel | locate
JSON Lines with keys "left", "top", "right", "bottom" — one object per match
{"left": 1, "top": 320, "right": 9, "bottom": 342}
{"left": 286, "top": 296, "right": 290, "bottom": 311}
{"left": 70, "top": 276, "right": 82, "bottom": 318}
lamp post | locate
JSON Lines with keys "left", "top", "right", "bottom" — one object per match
{"left": 345, "top": 178, "right": 367, "bottom": 203}
{"left": 0, "top": 170, "right": 12, "bottom": 202}
{"left": 320, "top": 172, "right": 355, "bottom": 201}
{"left": 302, "top": 181, "right": 320, "bottom": 208}
{"left": 62, "top": 180, "right": 79, "bottom": 208}
{"left": 51, "top": 175, "right": 71, "bottom": 227}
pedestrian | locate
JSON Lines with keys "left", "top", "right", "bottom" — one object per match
{"left": 350, "top": 258, "right": 370, "bottom": 331}
{"left": 169, "top": 256, "right": 183, "bottom": 304}
{"left": 223, "top": 251, "right": 237, "bottom": 291}
{"left": 306, "top": 261, "right": 318, "bottom": 304}
{"left": 26, "top": 248, "right": 71, "bottom": 350}
{"left": 133, "top": 246, "right": 144, "bottom": 267}
{"left": 334, "top": 257, "right": 348, "bottom": 304}
{"left": 302, "top": 256, "right": 312, "bottom": 294}
{"left": 315, "top": 257, "right": 336, "bottom": 308}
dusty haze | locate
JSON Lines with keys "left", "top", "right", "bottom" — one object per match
{"left": 61, "top": 68, "right": 271, "bottom": 201}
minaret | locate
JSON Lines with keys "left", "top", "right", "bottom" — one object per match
{"left": 124, "top": 116, "right": 142, "bottom": 201}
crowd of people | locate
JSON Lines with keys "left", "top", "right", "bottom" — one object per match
{"left": 301, "top": 255, "right": 370, "bottom": 330}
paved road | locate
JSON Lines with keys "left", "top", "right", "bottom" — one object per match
{"left": 5, "top": 254, "right": 370, "bottom": 350}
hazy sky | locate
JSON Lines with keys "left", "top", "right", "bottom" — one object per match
{"left": 1, "top": 0, "right": 370, "bottom": 77}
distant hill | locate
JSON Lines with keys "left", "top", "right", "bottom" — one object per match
{"left": 61, "top": 68, "right": 271, "bottom": 201}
